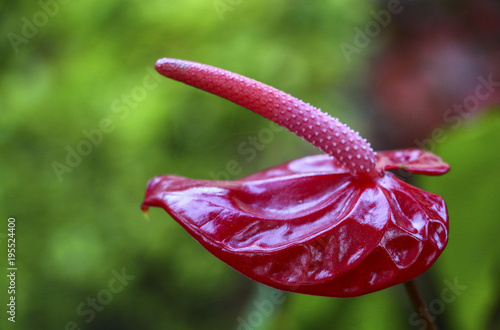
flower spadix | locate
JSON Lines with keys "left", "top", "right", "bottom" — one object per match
{"left": 142, "top": 58, "right": 449, "bottom": 298}
{"left": 154, "top": 58, "right": 375, "bottom": 175}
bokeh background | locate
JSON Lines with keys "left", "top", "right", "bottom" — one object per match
{"left": 1, "top": 0, "right": 500, "bottom": 329}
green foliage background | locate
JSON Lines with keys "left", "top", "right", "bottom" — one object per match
{"left": 1, "top": 0, "right": 499, "bottom": 329}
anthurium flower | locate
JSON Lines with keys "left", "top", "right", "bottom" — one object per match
{"left": 142, "top": 59, "right": 449, "bottom": 298}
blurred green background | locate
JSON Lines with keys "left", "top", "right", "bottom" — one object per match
{"left": 1, "top": 0, "right": 499, "bottom": 329}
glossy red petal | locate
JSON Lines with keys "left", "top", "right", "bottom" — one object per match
{"left": 376, "top": 149, "right": 450, "bottom": 175}
{"left": 142, "top": 155, "right": 448, "bottom": 297}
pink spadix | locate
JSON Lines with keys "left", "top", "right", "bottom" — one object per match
{"left": 155, "top": 58, "right": 376, "bottom": 175}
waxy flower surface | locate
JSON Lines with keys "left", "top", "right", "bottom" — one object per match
{"left": 142, "top": 59, "right": 449, "bottom": 298}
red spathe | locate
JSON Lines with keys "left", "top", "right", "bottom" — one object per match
{"left": 142, "top": 149, "right": 448, "bottom": 297}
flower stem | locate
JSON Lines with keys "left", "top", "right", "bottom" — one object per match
{"left": 404, "top": 279, "right": 437, "bottom": 330}
{"left": 155, "top": 58, "right": 376, "bottom": 175}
